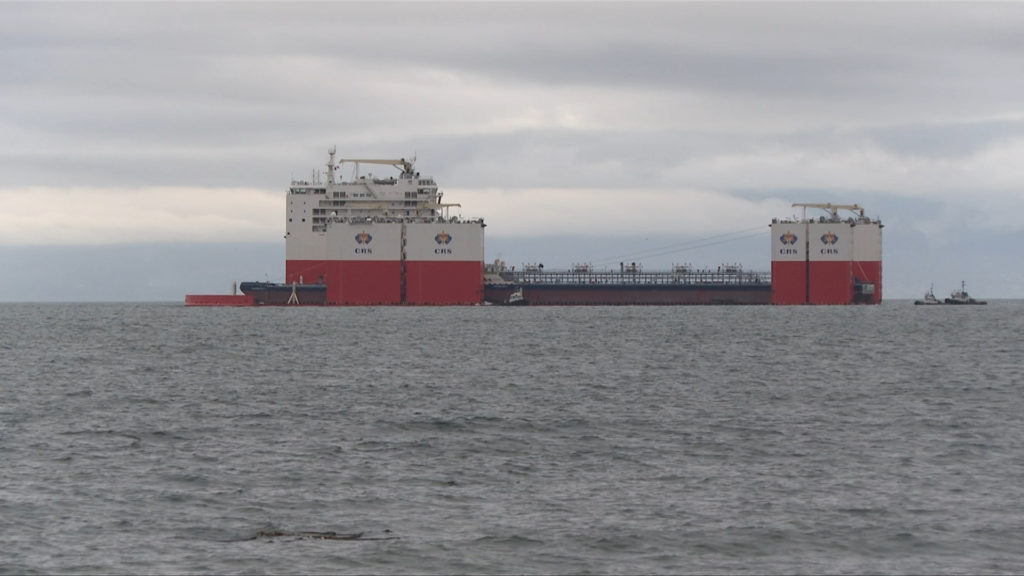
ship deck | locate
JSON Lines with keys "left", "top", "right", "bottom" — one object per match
{"left": 489, "top": 268, "right": 771, "bottom": 287}
{"left": 484, "top": 268, "right": 772, "bottom": 305}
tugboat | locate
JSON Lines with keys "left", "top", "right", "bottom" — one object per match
{"left": 944, "top": 281, "right": 986, "bottom": 305}
{"left": 914, "top": 285, "right": 943, "bottom": 305}
{"left": 504, "top": 288, "right": 528, "bottom": 306}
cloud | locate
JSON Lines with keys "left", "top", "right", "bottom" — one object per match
{"left": 0, "top": 187, "right": 280, "bottom": 246}
{"left": 453, "top": 186, "right": 789, "bottom": 239}
{"left": 3, "top": 0, "right": 1024, "bottom": 301}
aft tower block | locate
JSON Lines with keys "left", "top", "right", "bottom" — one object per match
{"left": 285, "top": 149, "right": 485, "bottom": 305}
{"left": 770, "top": 203, "right": 882, "bottom": 305}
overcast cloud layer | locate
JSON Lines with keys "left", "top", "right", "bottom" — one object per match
{"left": 2, "top": 2, "right": 1023, "bottom": 299}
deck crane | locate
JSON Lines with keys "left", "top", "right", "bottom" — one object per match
{"left": 792, "top": 203, "right": 865, "bottom": 221}
{"left": 327, "top": 152, "right": 462, "bottom": 217}
{"left": 337, "top": 157, "right": 416, "bottom": 176}
{"left": 325, "top": 147, "right": 418, "bottom": 185}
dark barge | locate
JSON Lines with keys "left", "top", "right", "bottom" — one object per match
{"left": 483, "top": 264, "right": 771, "bottom": 306}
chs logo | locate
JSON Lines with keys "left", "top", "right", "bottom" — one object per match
{"left": 779, "top": 232, "right": 798, "bottom": 245}
{"left": 434, "top": 230, "right": 452, "bottom": 245}
{"left": 434, "top": 230, "right": 453, "bottom": 254}
{"left": 354, "top": 230, "right": 373, "bottom": 254}
{"left": 819, "top": 230, "right": 840, "bottom": 255}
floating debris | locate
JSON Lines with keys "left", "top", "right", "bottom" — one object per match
{"left": 247, "top": 530, "right": 398, "bottom": 542}
{"left": 259, "top": 530, "right": 362, "bottom": 540}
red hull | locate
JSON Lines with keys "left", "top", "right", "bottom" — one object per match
{"left": 808, "top": 261, "right": 853, "bottom": 304}
{"left": 771, "top": 261, "right": 808, "bottom": 305}
{"left": 405, "top": 261, "right": 483, "bottom": 305}
{"left": 287, "top": 260, "right": 401, "bottom": 305}
{"left": 185, "top": 294, "right": 254, "bottom": 306}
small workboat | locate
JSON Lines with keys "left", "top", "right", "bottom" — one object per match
{"left": 944, "top": 281, "right": 986, "bottom": 305}
{"left": 914, "top": 285, "right": 942, "bottom": 305}
{"left": 505, "top": 288, "right": 528, "bottom": 306}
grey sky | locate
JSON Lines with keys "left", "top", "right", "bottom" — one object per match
{"left": 2, "top": 2, "right": 1023, "bottom": 299}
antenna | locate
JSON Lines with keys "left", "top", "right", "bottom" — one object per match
{"left": 327, "top": 146, "right": 337, "bottom": 185}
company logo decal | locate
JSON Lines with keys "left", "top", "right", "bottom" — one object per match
{"left": 434, "top": 230, "right": 452, "bottom": 245}
{"left": 779, "top": 232, "right": 798, "bottom": 245}
{"left": 820, "top": 231, "right": 838, "bottom": 245}
{"left": 433, "top": 230, "right": 454, "bottom": 254}
{"left": 355, "top": 231, "right": 373, "bottom": 245}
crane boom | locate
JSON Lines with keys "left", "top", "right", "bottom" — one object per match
{"left": 337, "top": 158, "right": 415, "bottom": 175}
{"left": 792, "top": 202, "right": 864, "bottom": 220}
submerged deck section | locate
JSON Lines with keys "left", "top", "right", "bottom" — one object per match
{"left": 184, "top": 294, "right": 254, "bottom": 306}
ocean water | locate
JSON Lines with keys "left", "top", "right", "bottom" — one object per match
{"left": 2, "top": 301, "right": 1023, "bottom": 575}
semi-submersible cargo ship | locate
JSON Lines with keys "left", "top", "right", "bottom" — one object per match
{"left": 185, "top": 149, "right": 882, "bottom": 306}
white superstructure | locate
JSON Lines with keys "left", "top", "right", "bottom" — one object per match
{"left": 284, "top": 148, "right": 486, "bottom": 305}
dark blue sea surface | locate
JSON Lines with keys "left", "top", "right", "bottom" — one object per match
{"left": 2, "top": 302, "right": 1023, "bottom": 574}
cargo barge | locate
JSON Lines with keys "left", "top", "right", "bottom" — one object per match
{"left": 186, "top": 149, "right": 882, "bottom": 306}
{"left": 483, "top": 264, "right": 770, "bottom": 305}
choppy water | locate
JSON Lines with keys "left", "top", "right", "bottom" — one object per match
{"left": 2, "top": 301, "right": 1023, "bottom": 574}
